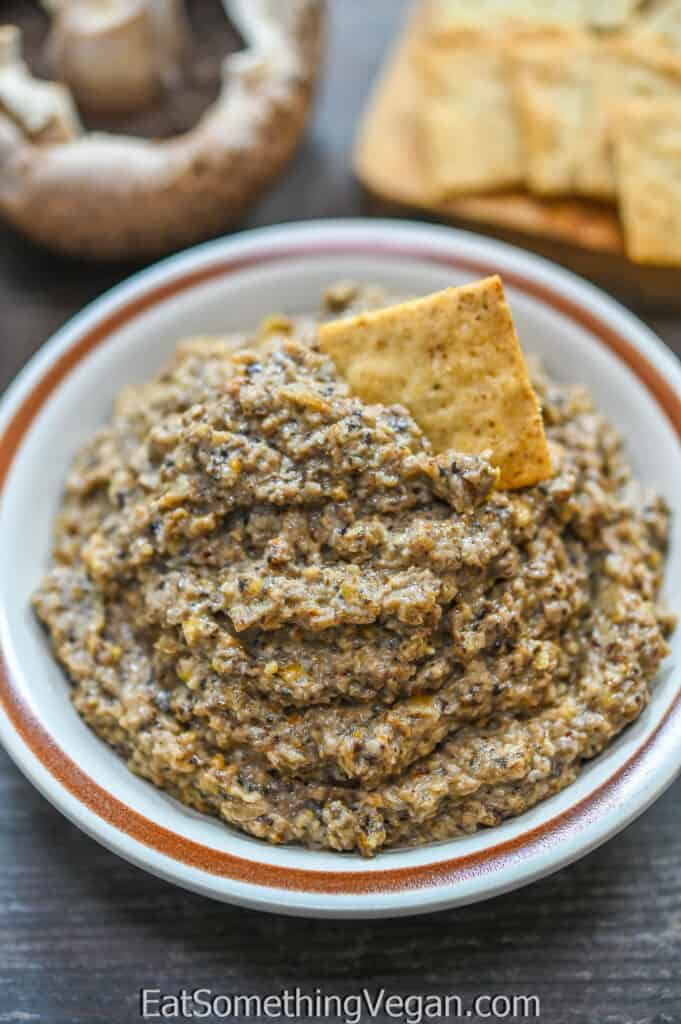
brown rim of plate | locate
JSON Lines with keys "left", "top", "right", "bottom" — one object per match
{"left": 1, "top": 239, "right": 680, "bottom": 896}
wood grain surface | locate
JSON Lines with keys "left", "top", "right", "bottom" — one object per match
{"left": 1, "top": 3, "right": 681, "bottom": 1022}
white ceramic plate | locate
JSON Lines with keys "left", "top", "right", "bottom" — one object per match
{"left": 1, "top": 220, "right": 681, "bottom": 919}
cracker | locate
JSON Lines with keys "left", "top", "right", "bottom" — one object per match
{"left": 354, "top": 22, "right": 624, "bottom": 255}
{"left": 637, "top": 0, "right": 681, "bottom": 50}
{"left": 573, "top": 40, "right": 681, "bottom": 199}
{"left": 318, "top": 278, "right": 552, "bottom": 490}
{"left": 588, "top": 0, "right": 643, "bottom": 30}
{"left": 509, "top": 35, "right": 595, "bottom": 195}
{"left": 424, "top": 0, "right": 585, "bottom": 36}
{"left": 613, "top": 99, "right": 681, "bottom": 264}
{"left": 417, "top": 40, "right": 525, "bottom": 197}
{"left": 571, "top": 49, "right": 620, "bottom": 199}
{"left": 425, "top": 0, "right": 642, "bottom": 34}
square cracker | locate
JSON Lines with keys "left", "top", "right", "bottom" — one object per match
{"left": 424, "top": 0, "right": 586, "bottom": 36}
{"left": 637, "top": 0, "right": 681, "bottom": 49}
{"left": 509, "top": 34, "right": 596, "bottom": 195}
{"left": 318, "top": 277, "right": 552, "bottom": 490}
{"left": 588, "top": 0, "right": 644, "bottom": 30}
{"left": 425, "top": 0, "right": 642, "bottom": 34}
{"left": 417, "top": 39, "right": 525, "bottom": 197}
{"left": 575, "top": 40, "right": 681, "bottom": 200}
{"left": 613, "top": 99, "right": 681, "bottom": 265}
{"left": 545, "top": 44, "right": 664, "bottom": 201}
{"left": 572, "top": 48, "right": 620, "bottom": 199}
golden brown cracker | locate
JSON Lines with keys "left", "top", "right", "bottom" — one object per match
{"left": 588, "top": 0, "right": 644, "bottom": 30}
{"left": 417, "top": 39, "right": 525, "bottom": 197}
{"left": 636, "top": 0, "right": 681, "bottom": 50}
{"left": 576, "top": 39, "right": 681, "bottom": 199}
{"left": 614, "top": 99, "right": 681, "bottom": 264}
{"left": 424, "top": 0, "right": 586, "bottom": 36}
{"left": 319, "top": 278, "right": 553, "bottom": 490}
{"left": 509, "top": 34, "right": 595, "bottom": 195}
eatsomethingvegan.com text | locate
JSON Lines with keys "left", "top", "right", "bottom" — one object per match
{"left": 140, "top": 987, "right": 541, "bottom": 1021}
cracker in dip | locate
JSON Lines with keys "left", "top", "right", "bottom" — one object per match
{"left": 319, "top": 277, "right": 553, "bottom": 489}
{"left": 33, "top": 284, "right": 674, "bottom": 856}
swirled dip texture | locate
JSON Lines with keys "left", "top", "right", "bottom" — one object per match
{"left": 33, "top": 290, "right": 674, "bottom": 856}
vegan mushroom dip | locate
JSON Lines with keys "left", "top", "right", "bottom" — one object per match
{"left": 33, "top": 285, "right": 674, "bottom": 857}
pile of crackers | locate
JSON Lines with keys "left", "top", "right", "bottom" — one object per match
{"left": 417, "top": 0, "right": 681, "bottom": 265}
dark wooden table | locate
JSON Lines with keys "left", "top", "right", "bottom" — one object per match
{"left": 2, "top": 4, "right": 681, "bottom": 1022}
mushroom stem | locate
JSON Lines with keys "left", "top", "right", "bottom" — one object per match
{"left": 46, "top": 0, "right": 191, "bottom": 115}
{"left": 0, "top": 25, "right": 80, "bottom": 142}
{"left": 224, "top": 0, "right": 302, "bottom": 78}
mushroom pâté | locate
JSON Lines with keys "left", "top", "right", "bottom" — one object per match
{"left": 0, "top": 0, "right": 325, "bottom": 260}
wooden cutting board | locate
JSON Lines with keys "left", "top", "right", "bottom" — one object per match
{"left": 354, "top": 5, "right": 681, "bottom": 310}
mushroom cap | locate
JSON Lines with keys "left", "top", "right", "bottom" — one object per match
{"left": 0, "top": 0, "right": 325, "bottom": 260}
